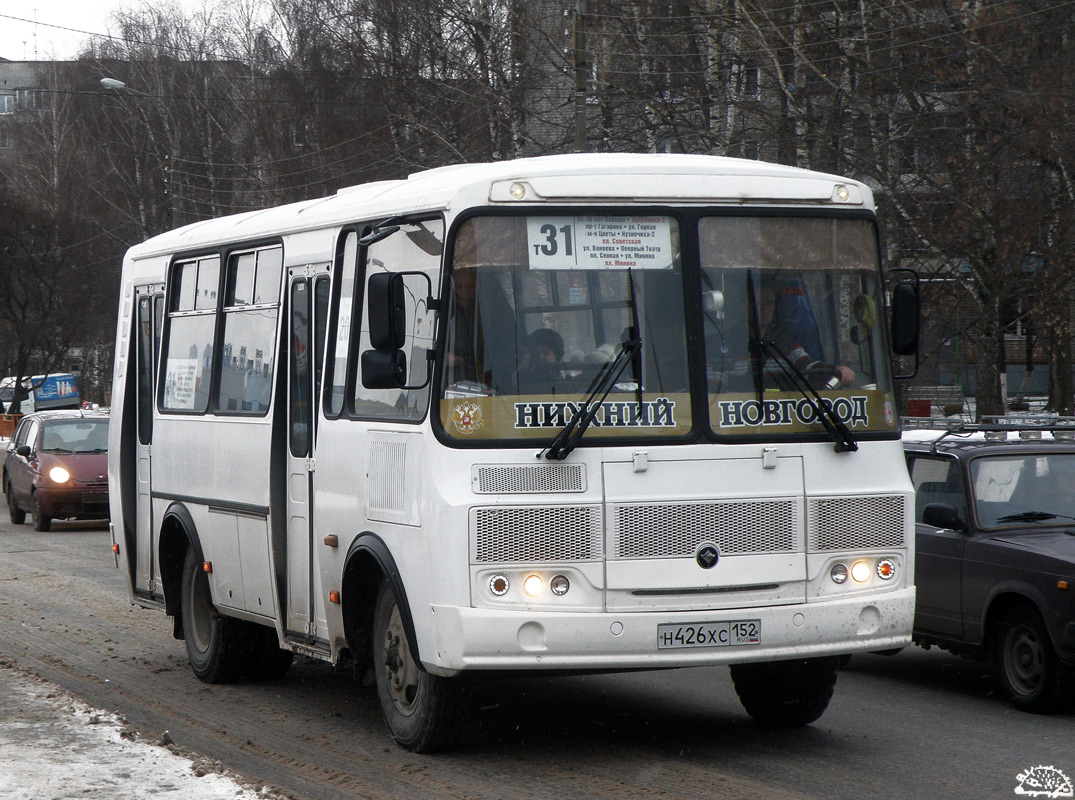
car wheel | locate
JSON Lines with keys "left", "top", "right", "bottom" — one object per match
{"left": 6, "top": 482, "right": 25, "bottom": 525}
{"left": 996, "top": 606, "right": 1070, "bottom": 713}
{"left": 730, "top": 657, "right": 839, "bottom": 727}
{"left": 180, "top": 548, "right": 249, "bottom": 683}
{"left": 372, "top": 578, "right": 462, "bottom": 752}
{"left": 30, "top": 492, "right": 51, "bottom": 532}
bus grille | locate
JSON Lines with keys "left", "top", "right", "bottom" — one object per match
{"left": 472, "top": 505, "right": 602, "bottom": 562}
{"left": 610, "top": 499, "right": 798, "bottom": 559}
{"left": 807, "top": 495, "right": 905, "bottom": 550}
{"left": 473, "top": 463, "right": 586, "bottom": 494}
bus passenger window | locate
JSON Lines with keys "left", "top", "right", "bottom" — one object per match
{"left": 215, "top": 245, "right": 283, "bottom": 415}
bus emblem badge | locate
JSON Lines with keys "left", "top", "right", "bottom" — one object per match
{"left": 696, "top": 544, "right": 720, "bottom": 570}
{"left": 451, "top": 400, "right": 484, "bottom": 436}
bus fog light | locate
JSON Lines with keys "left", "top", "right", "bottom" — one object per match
{"left": 876, "top": 559, "right": 896, "bottom": 580}
{"left": 550, "top": 575, "right": 570, "bottom": 596}
{"left": 49, "top": 466, "right": 71, "bottom": 484}
{"left": 523, "top": 574, "right": 544, "bottom": 597}
{"left": 850, "top": 561, "right": 872, "bottom": 583}
{"left": 830, "top": 564, "right": 848, "bottom": 584}
{"left": 489, "top": 574, "right": 509, "bottom": 596}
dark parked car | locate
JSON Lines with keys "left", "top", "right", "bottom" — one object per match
{"left": 903, "top": 421, "right": 1075, "bottom": 712}
{"left": 4, "top": 410, "right": 109, "bottom": 532}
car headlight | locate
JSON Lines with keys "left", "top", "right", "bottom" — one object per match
{"left": 49, "top": 466, "right": 71, "bottom": 484}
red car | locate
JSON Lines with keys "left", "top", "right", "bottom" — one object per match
{"left": 4, "top": 410, "right": 109, "bottom": 531}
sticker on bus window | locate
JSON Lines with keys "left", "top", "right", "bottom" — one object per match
{"left": 525, "top": 216, "right": 673, "bottom": 270}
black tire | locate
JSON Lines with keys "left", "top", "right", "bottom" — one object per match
{"left": 242, "top": 624, "right": 294, "bottom": 681}
{"left": 30, "top": 492, "right": 50, "bottom": 532}
{"left": 372, "top": 579, "right": 461, "bottom": 752}
{"left": 7, "top": 483, "right": 25, "bottom": 525}
{"left": 730, "top": 656, "right": 839, "bottom": 727}
{"left": 180, "top": 548, "right": 249, "bottom": 683}
{"left": 995, "top": 606, "right": 1071, "bottom": 713}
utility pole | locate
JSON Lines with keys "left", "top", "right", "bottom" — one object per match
{"left": 574, "top": 0, "right": 588, "bottom": 153}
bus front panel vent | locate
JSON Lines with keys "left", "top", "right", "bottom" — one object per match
{"left": 473, "top": 463, "right": 586, "bottom": 494}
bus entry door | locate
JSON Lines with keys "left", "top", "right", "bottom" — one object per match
{"left": 134, "top": 285, "right": 163, "bottom": 598}
{"left": 284, "top": 270, "right": 330, "bottom": 641}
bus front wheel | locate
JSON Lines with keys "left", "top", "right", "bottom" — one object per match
{"left": 180, "top": 548, "right": 248, "bottom": 683}
{"left": 372, "top": 579, "right": 461, "bottom": 752}
{"left": 730, "top": 656, "right": 838, "bottom": 727}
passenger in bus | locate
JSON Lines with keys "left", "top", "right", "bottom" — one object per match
{"left": 516, "top": 328, "right": 568, "bottom": 394}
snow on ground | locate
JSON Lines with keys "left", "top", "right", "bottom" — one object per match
{"left": 0, "top": 658, "right": 283, "bottom": 800}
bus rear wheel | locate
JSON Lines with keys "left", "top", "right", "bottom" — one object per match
{"left": 372, "top": 579, "right": 461, "bottom": 752}
{"left": 730, "top": 656, "right": 838, "bottom": 727}
{"left": 180, "top": 548, "right": 248, "bottom": 683}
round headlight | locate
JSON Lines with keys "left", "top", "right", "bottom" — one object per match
{"left": 850, "top": 561, "right": 872, "bottom": 583}
{"left": 550, "top": 575, "right": 570, "bottom": 596}
{"left": 49, "top": 466, "right": 71, "bottom": 484}
{"left": 876, "top": 559, "right": 896, "bottom": 580}
{"left": 522, "top": 574, "right": 544, "bottom": 597}
{"left": 830, "top": 563, "right": 848, "bottom": 584}
{"left": 489, "top": 574, "right": 509, "bottom": 596}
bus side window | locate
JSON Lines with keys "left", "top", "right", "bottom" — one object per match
{"left": 216, "top": 246, "right": 283, "bottom": 415}
{"left": 161, "top": 256, "right": 218, "bottom": 413}
{"left": 353, "top": 219, "right": 443, "bottom": 420}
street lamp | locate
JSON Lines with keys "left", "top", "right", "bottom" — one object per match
{"left": 100, "top": 76, "right": 180, "bottom": 231}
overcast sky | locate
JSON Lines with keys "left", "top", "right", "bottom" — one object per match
{"left": 1, "top": 3, "right": 132, "bottom": 60}
{"left": 0, "top": 2, "right": 216, "bottom": 61}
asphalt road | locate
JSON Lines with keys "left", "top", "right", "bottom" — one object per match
{"left": 1, "top": 518, "right": 1072, "bottom": 800}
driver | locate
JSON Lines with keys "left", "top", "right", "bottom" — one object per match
{"left": 758, "top": 280, "right": 855, "bottom": 388}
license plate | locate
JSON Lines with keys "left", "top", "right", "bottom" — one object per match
{"left": 657, "top": 620, "right": 761, "bottom": 649}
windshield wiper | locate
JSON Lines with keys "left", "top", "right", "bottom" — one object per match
{"left": 539, "top": 329, "right": 641, "bottom": 461}
{"left": 996, "top": 510, "right": 1075, "bottom": 524}
{"left": 758, "top": 338, "right": 858, "bottom": 453}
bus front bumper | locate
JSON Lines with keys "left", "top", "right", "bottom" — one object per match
{"left": 425, "top": 588, "right": 914, "bottom": 675}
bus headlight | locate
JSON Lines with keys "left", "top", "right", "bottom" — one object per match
{"left": 550, "top": 575, "right": 570, "bottom": 596}
{"left": 49, "top": 466, "right": 71, "bottom": 484}
{"left": 850, "top": 561, "right": 872, "bottom": 583}
{"left": 522, "top": 574, "right": 544, "bottom": 597}
{"left": 876, "top": 559, "right": 896, "bottom": 580}
{"left": 830, "top": 563, "right": 849, "bottom": 584}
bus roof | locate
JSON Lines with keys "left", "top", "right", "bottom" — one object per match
{"left": 124, "top": 153, "right": 875, "bottom": 260}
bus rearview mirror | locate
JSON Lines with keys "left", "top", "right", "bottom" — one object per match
{"left": 368, "top": 273, "right": 406, "bottom": 350}
{"left": 361, "top": 349, "right": 407, "bottom": 389}
{"left": 890, "top": 282, "right": 919, "bottom": 356}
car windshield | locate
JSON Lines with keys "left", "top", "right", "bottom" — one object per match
{"left": 39, "top": 419, "right": 109, "bottom": 453}
{"left": 971, "top": 453, "right": 1075, "bottom": 528}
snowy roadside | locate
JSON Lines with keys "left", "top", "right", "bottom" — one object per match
{"left": 0, "top": 657, "right": 287, "bottom": 800}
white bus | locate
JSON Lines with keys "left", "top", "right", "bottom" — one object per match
{"left": 109, "top": 154, "right": 919, "bottom": 751}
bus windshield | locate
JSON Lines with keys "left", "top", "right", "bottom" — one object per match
{"left": 701, "top": 216, "right": 897, "bottom": 438}
{"left": 438, "top": 213, "right": 897, "bottom": 444}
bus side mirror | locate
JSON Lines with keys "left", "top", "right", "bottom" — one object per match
{"left": 361, "top": 349, "right": 407, "bottom": 389}
{"left": 890, "top": 282, "right": 919, "bottom": 356}
{"left": 367, "top": 273, "right": 406, "bottom": 350}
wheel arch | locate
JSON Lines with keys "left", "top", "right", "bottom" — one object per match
{"left": 158, "top": 502, "right": 204, "bottom": 632}
{"left": 341, "top": 532, "right": 423, "bottom": 672}
{"left": 983, "top": 588, "right": 1047, "bottom": 649}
